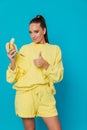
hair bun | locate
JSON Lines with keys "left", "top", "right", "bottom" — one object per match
{"left": 36, "top": 15, "right": 45, "bottom": 20}
{"left": 36, "top": 15, "right": 41, "bottom": 18}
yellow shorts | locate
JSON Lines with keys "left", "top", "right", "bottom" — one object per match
{"left": 15, "top": 85, "right": 58, "bottom": 118}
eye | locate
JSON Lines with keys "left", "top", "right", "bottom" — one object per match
{"left": 34, "top": 30, "right": 39, "bottom": 33}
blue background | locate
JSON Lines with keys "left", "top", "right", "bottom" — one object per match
{"left": 0, "top": 0, "right": 87, "bottom": 130}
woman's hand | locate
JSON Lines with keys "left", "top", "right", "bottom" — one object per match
{"left": 7, "top": 49, "right": 17, "bottom": 71}
{"left": 34, "top": 52, "right": 49, "bottom": 70}
{"left": 7, "top": 49, "right": 17, "bottom": 62}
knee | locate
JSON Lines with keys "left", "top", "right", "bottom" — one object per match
{"left": 24, "top": 125, "right": 35, "bottom": 130}
{"left": 49, "top": 128, "right": 61, "bottom": 130}
{"left": 49, "top": 125, "right": 62, "bottom": 130}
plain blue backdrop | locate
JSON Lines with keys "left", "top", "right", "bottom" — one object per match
{"left": 0, "top": 0, "right": 87, "bottom": 130}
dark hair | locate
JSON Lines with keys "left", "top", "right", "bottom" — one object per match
{"left": 29, "top": 15, "right": 49, "bottom": 43}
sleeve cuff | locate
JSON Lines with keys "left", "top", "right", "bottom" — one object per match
{"left": 8, "top": 65, "right": 17, "bottom": 74}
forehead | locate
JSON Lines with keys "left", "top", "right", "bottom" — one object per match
{"left": 29, "top": 23, "right": 41, "bottom": 30}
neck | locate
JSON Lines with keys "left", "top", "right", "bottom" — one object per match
{"left": 37, "top": 39, "right": 46, "bottom": 44}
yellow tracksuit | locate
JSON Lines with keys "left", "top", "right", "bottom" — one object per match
{"left": 6, "top": 42, "right": 64, "bottom": 117}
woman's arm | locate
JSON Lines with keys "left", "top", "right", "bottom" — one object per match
{"left": 6, "top": 47, "right": 24, "bottom": 84}
{"left": 42, "top": 46, "right": 64, "bottom": 83}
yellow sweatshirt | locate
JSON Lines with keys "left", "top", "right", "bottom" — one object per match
{"left": 6, "top": 42, "right": 64, "bottom": 94}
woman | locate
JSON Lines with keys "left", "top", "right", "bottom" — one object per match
{"left": 6, "top": 15, "right": 64, "bottom": 130}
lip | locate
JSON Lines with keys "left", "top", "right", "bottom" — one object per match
{"left": 33, "top": 38, "right": 38, "bottom": 41}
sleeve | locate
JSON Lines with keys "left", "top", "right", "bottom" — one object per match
{"left": 6, "top": 64, "right": 19, "bottom": 83}
{"left": 6, "top": 46, "right": 25, "bottom": 84}
{"left": 43, "top": 46, "right": 64, "bottom": 83}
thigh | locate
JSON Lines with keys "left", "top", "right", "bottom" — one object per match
{"left": 15, "top": 90, "right": 36, "bottom": 118}
{"left": 42, "top": 116, "right": 61, "bottom": 130}
{"left": 22, "top": 118, "right": 35, "bottom": 130}
{"left": 37, "top": 86, "right": 58, "bottom": 117}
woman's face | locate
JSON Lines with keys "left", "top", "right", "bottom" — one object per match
{"left": 29, "top": 23, "right": 46, "bottom": 44}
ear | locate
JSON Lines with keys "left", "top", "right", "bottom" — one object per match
{"left": 43, "top": 28, "right": 46, "bottom": 35}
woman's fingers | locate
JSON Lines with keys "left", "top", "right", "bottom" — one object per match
{"left": 34, "top": 59, "right": 42, "bottom": 67}
{"left": 7, "top": 49, "right": 17, "bottom": 60}
{"left": 8, "top": 49, "right": 16, "bottom": 55}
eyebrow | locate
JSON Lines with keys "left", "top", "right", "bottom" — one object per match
{"left": 29, "top": 30, "right": 39, "bottom": 33}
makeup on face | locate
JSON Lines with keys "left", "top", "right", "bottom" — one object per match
{"left": 29, "top": 23, "right": 46, "bottom": 43}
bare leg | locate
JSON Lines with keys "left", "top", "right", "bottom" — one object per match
{"left": 22, "top": 118, "right": 35, "bottom": 130}
{"left": 42, "top": 116, "right": 61, "bottom": 130}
